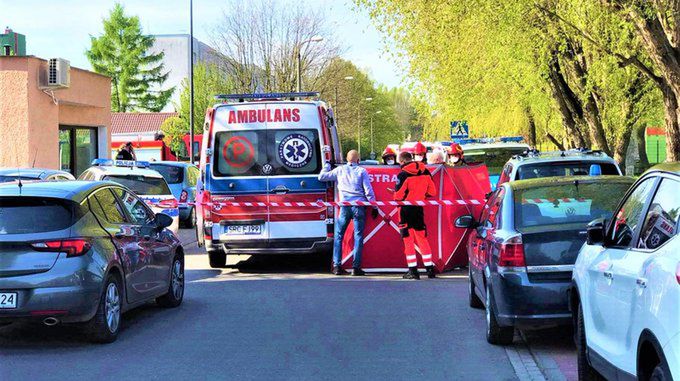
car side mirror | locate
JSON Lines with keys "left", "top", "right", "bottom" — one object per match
{"left": 454, "top": 214, "right": 477, "bottom": 228}
{"left": 586, "top": 218, "right": 606, "bottom": 245}
{"left": 155, "top": 213, "right": 174, "bottom": 230}
{"left": 484, "top": 191, "right": 493, "bottom": 200}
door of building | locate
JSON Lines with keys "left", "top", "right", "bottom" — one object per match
{"left": 59, "top": 126, "right": 99, "bottom": 176}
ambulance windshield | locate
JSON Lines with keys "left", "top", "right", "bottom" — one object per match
{"left": 213, "top": 130, "right": 321, "bottom": 177}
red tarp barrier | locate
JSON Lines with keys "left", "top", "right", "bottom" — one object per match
{"left": 340, "top": 164, "right": 490, "bottom": 272}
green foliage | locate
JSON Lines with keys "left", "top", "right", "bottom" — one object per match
{"left": 316, "top": 58, "right": 419, "bottom": 159}
{"left": 86, "top": 3, "right": 174, "bottom": 112}
{"left": 160, "top": 116, "right": 186, "bottom": 154}
{"left": 177, "top": 62, "right": 234, "bottom": 135}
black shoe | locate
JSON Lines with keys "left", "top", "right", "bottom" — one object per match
{"left": 332, "top": 266, "right": 348, "bottom": 275}
{"left": 426, "top": 266, "right": 436, "bottom": 279}
{"left": 402, "top": 267, "right": 420, "bottom": 280}
{"left": 352, "top": 268, "right": 366, "bottom": 276}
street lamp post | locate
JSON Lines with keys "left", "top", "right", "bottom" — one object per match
{"left": 335, "top": 76, "right": 353, "bottom": 130}
{"left": 295, "top": 35, "right": 323, "bottom": 92}
{"left": 188, "top": 0, "right": 194, "bottom": 162}
{"left": 371, "top": 110, "right": 382, "bottom": 159}
{"left": 359, "top": 97, "right": 373, "bottom": 158}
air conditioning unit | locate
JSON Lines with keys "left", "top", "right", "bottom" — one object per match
{"left": 42, "top": 58, "right": 70, "bottom": 89}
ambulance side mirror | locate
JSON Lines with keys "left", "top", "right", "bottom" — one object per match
{"left": 455, "top": 215, "right": 477, "bottom": 229}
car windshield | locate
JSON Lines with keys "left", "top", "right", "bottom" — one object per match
{"left": 0, "top": 175, "right": 37, "bottom": 183}
{"left": 0, "top": 197, "right": 78, "bottom": 234}
{"left": 465, "top": 147, "right": 527, "bottom": 174}
{"left": 213, "top": 129, "right": 321, "bottom": 177}
{"left": 516, "top": 161, "right": 619, "bottom": 180}
{"left": 513, "top": 180, "right": 633, "bottom": 230}
{"left": 103, "top": 175, "right": 171, "bottom": 195}
{"left": 149, "top": 164, "right": 184, "bottom": 184}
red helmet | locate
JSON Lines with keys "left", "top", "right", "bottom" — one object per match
{"left": 414, "top": 141, "right": 427, "bottom": 155}
{"left": 382, "top": 146, "right": 397, "bottom": 158}
{"left": 448, "top": 143, "right": 464, "bottom": 157}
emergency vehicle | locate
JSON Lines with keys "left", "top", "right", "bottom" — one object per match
{"left": 79, "top": 159, "right": 180, "bottom": 234}
{"left": 196, "top": 92, "right": 342, "bottom": 267}
{"left": 111, "top": 135, "right": 203, "bottom": 163}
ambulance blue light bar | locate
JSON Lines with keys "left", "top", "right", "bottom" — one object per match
{"left": 215, "top": 92, "right": 319, "bottom": 101}
{"left": 500, "top": 136, "right": 524, "bottom": 143}
{"left": 91, "top": 159, "right": 150, "bottom": 168}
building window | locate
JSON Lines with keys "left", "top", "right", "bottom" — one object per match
{"left": 59, "top": 126, "right": 99, "bottom": 176}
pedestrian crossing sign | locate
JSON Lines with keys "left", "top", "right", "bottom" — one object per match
{"left": 450, "top": 121, "right": 469, "bottom": 139}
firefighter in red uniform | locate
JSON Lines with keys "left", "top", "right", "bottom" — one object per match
{"left": 413, "top": 141, "right": 428, "bottom": 164}
{"left": 447, "top": 143, "right": 466, "bottom": 166}
{"left": 382, "top": 147, "right": 397, "bottom": 165}
{"left": 394, "top": 151, "right": 437, "bottom": 279}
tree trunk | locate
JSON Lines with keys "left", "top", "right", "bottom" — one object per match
{"left": 546, "top": 55, "right": 589, "bottom": 148}
{"left": 546, "top": 132, "right": 566, "bottom": 151}
{"left": 524, "top": 107, "right": 537, "bottom": 146}
{"left": 635, "top": 123, "right": 649, "bottom": 168}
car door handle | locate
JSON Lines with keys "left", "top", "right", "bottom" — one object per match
{"left": 270, "top": 185, "right": 290, "bottom": 194}
{"left": 636, "top": 278, "right": 647, "bottom": 288}
{"left": 603, "top": 271, "right": 613, "bottom": 280}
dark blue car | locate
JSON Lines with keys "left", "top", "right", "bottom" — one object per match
{"left": 149, "top": 162, "right": 199, "bottom": 228}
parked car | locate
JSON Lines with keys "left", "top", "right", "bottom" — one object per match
{"left": 0, "top": 180, "right": 184, "bottom": 343}
{"left": 571, "top": 163, "right": 680, "bottom": 380}
{"left": 0, "top": 168, "right": 75, "bottom": 182}
{"left": 79, "top": 160, "right": 179, "bottom": 234}
{"left": 456, "top": 175, "right": 635, "bottom": 345}
{"left": 459, "top": 137, "right": 530, "bottom": 190}
{"left": 497, "top": 149, "right": 622, "bottom": 188}
{"left": 149, "top": 161, "right": 199, "bottom": 228}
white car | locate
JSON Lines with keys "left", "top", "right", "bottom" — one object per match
{"left": 79, "top": 160, "right": 179, "bottom": 234}
{"left": 571, "top": 163, "right": 680, "bottom": 380}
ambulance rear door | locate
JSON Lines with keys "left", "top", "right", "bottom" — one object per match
{"left": 266, "top": 102, "right": 328, "bottom": 242}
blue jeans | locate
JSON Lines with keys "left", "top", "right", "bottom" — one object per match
{"left": 333, "top": 206, "right": 366, "bottom": 268}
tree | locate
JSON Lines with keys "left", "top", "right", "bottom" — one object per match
{"left": 160, "top": 116, "right": 186, "bottom": 154}
{"left": 87, "top": 3, "right": 174, "bottom": 112}
{"left": 210, "top": 0, "right": 342, "bottom": 93}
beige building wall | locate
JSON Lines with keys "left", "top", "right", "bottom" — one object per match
{"left": 0, "top": 56, "right": 111, "bottom": 171}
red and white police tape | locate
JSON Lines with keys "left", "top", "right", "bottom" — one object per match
{"left": 178, "top": 199, "right": 483, "bottom": 208}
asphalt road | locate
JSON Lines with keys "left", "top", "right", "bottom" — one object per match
{"left": 0, "top": 228, "right": 573, "bottom": 381}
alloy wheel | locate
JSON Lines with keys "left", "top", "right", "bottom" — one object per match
{"left": 171, "top": 260, "right": 184, "bottom": 300}
{"left": 105, "top": 282, "right": 121, "bottom": 333}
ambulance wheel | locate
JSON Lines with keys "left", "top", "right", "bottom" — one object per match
{"left": 208, "top": 250, "right": 226, "bottom": 268}
{"left": 468, "top": 268, "right": 484, "bottom": 309}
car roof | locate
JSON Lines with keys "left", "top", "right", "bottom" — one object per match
{"left": 148, "top": 161, "right": 196, "bottom": 168}
{"left": 505, "top": 175, "right": 635, "bottom": 191}
{"left": 0, "top": 168, "right": 70, "bottom": 178}
{"left": 0, "top": 180, "right": 119, "bottom": 202}
{"left": 86, "top": 165, "right": 163, "bottom": 178}
{"left": 508, "top": 150, "right": 616, "bottom": 165}
{"left": 645, "top": 162, "right": 680, "bottom": 176}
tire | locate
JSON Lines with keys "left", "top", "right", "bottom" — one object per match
{"left": 469, "top": 267, "right": 484, "bottom": 309}
{"left": 85, "top": 274, "right": 122, "bottom": 344}
{"left": 208, "top": 249, "right": 226, "bottom": 268}
{"left": 181, "top": 208, "right": 196, "bottom": 229}
{"left": 156, "top": 254, "right": 184, "bottom": 308}
{"left": 650, "top": 362, "right": 672, "bottom": 381}
{"left": 485, "top": 280, "right": 514, "bottom": 345}
{"left": 576, "top": 303, "right": 604, "bottom": 381}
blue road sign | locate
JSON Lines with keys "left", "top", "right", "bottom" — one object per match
{"left": 450, "top": 121, "right": 469, "bottom": 139}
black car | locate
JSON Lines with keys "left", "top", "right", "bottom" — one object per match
{"left": 455, "top": 175, "right": 635, "bottom": 345}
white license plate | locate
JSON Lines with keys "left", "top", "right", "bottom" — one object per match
{"left": 0, "top": 292, "right": 17, "bottom": 309}
{"left": 225, "top": 225, "right": 262, "bottom": 235}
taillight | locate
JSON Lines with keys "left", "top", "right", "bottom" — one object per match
{"left": 202, "top": 190, "right": 212, "bottom": 220}
{"left": 179, "top": 190, "right": 188, "bottom": 203}
{"left": 158, "top": 198, "right": 178, "bottom": 209}
{"left": 498, "top": 235, "right": 526, "bottom": 267}
{"left": 32, "top": 239, "right": 91, "bottom": 258}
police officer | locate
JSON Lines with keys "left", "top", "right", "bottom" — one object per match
{"left": 116, "top": 142, "right": 137, "bottom": 161}
{"left": 394, "top": 151, "right": 437, "bottom": 279}
{"left": 382, "top": 147, "right": 397, "bottom": 165}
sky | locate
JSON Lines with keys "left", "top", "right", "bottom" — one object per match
{"left": 1, "top": 0, "right": 406, "bottom": 88}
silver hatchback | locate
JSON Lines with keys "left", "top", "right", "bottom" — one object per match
{"left": 0, "top": 181, "right": 184, "bottom": 343}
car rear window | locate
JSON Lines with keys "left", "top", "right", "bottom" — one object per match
{"left": 103, "top": 175, "right": 171, "bottom": 196}
{"left": 516, "top": 161, "right": 620, "bottom": 180}
{"left": 0, "top": 197, "right": 80, "bottom": 234}
{"left": 0, "top": 175, "right": 36, "bottom": 183}
{"left": 513, "top": 181, "right": 633, "bottom": 230}
{"left": 150, "top": 164, "right": 184, "bottom": 184}
{"left": 465, "top": 147, "right": 528, "bottom": 174}
{"left": 213, "top": 129, "right": 321, "bottom": 177}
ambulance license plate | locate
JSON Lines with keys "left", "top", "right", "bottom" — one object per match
{"left": 225, "top": 225, "right": 262, "bottom": 235}
{"left": 0, "top": 292, "right": 17, "bottom": 309}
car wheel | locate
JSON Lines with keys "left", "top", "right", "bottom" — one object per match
{"left": 208, "top": 250, "right": 226, "bottom": 268}
{"left": 576, "top": 303, "right": 604, "bottom": 381}
{"left": 485, "top": 280, "right": 514, "bottom": 345}
{"left": 85, "top": 274, "right": 121, "bottom": 344}
{"left": 469, "top": 267, "right": 484, "bottom": 309}
{"left": 156, "top": 254, "right": 184, "bottom": 308}
{"left": 650, "top": 361, "right": 672, "bottom": 381}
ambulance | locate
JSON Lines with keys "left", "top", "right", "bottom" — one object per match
{"left": 195, "top": 92, "right": 342, "bottom": 268}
